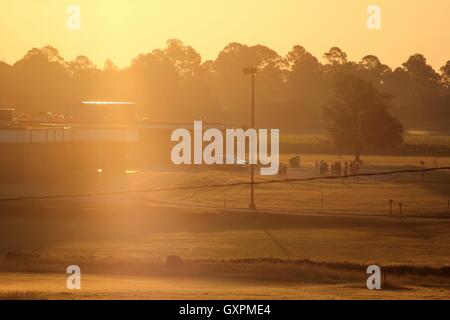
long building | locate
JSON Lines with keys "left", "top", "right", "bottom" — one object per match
{"left": 0, "top": 104, "right": 230, "bottom": 185}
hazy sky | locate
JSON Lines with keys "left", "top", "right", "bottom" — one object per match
{"left": 0, "top": 0, "right": 449, "bottom": 70}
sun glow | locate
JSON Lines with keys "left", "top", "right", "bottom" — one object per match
{"left": 0, "top": 0, "right": 448, "bottom": 69}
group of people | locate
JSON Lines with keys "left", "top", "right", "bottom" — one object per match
{"left": 316, "top": 160, "right": 361, "bottom": 176}
{"left": 276, "top": 159, "right": 363, "bottom": 180}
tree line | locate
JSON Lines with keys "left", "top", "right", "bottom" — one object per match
{"left": 0, "top": 39, "right": 448, "bottom": 133}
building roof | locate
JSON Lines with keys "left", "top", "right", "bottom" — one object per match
{"left": 81, "top": 101, "right": 135, "bottom": 106}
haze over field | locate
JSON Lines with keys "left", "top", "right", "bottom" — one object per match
{"left": 0, "top": 0, "right": 449, "bottom": 301}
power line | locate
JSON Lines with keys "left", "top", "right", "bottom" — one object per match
{"left": 0, "top": 166, "right": 449, "bottom": 202}
{"left": 146, "top": 166, "right": 450, "bottom": 190}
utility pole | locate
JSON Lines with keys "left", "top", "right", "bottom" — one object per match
{"left": 321, "top": 192, "right": 324, "bottom": 213}
{"left": 243, "top": 67, "right": 257, "bottom": 210}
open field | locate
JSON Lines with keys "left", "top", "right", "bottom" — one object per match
{"left": 1, "top": 272, "right": 449, "bottom": 300}
{"left": 281, "top": 133, "right": 450, "bottom": 156}
{"left": 1, "top": 0, "right": 449, "bottom": 302}
{"left": 0, "top": 204, "right": 449, "bottom": 299}
{"left": 123, "top": 153, "right": 450, "bottom": 217}
{"left": 281, "top": 132, "right": 450, "bottom": 147}
{"left": 0, "top": 152, "right": 449, "bottom": 299}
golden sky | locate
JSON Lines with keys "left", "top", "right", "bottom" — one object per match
{"left": 0, "top": 0, "right": 449, "bottom": 69}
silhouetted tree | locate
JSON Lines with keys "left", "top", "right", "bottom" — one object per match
{"left": 0, "top": 61, "right": 13, "bottom": 107}
{"left": 68, "top": 55, "right": 99, "bottom": 100}
{"left": 103, "top": 59, "right": 118, "bottom": 72}
{"left": 440, "top": 61, "right": 450, "bottom": 87}
{"left": 285, "top": 45, "right": 328, "bottom": 129}
{"left": 358, "top": 55, "right": 391, "bottom": 84}
{"left": 380, "top": 53, "right": 449, "bottom": 128}
{"left": 402, "top": 54, "right": 440, "bottom": 83}
{"left": 0, "top": 42, "right": 448, "bottom": 133}
{"left": 12, "top": 46, "right": 70, "bottom": 114}
{"left": 323, "top": 47, "right": 348, "bottom": 65}
{"left": 214, "top": 43, "right": 286, "bottom": 126}
{"left": 324, "top": 74, "right": 404, "bottom": 162}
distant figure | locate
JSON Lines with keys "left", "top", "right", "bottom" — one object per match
{"left": 350, "top": 161, "right": 360, "bottom": 175}
{"left": 320, "top": 161, "right": 329, "bottom": 176}
{"left": 279, "top": 163, "right": 288, "bottom": 180}
{"left": 283, "top": 164, "right": 288, "bottom": 180}
{"left": 420, "top": 160, "right": 426, "bottom": 169}
{"left": 324, "top": 161, "right": 329, "bottom": 175}
{"left": 289, "top": 156, "right": 300, "bottom": 168}
{"left": 344, "top": 162, "right": 348, "bottom": 176}
{"left": 336, "top": 162, "right": 342, "bottom": 176}
{"left": 279, "top": 162, "right": 284, "bottom": 179}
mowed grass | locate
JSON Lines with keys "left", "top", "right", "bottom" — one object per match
{"left": 129, "top": 153, "right": 450, "bottom": 217}
{"left": 1, "top": 187, "right": 449, "bottom": 267}
{"left": 1, "top": 251, "right": 449, "bottom": 299}
{"left": 0, "top": 290, "right": 47, "bottom": 300}
{"left": 0, "top": 153, "right": 449, "bottom": 264}
{"left": 2, "top": 272, "right": 449, "bottom": 300}
{"left": 0, "top": 153, "right": 449, "bottom": 299}
{"left": 281, "top": 132, "right": 450, "bottom": 148}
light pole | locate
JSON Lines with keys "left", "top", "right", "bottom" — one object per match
{"left": 243, "top": 67, "right": 257, "bottom": 210}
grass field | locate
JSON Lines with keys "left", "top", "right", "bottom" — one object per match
{"left": 1, "top": 272, "right": 449, "bottom": 300}
{"left": 281, "top": 132, "right": 450, "bottom": 147}
{"left": 281, "top": 132, "right": 450, "bottom": 156}
{"left": 0, "top": 149, "right": 449, "bottom": 299}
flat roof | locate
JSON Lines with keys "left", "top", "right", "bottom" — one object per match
{"left": 81, "top": 101, "right": 135, "bottom": 105}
